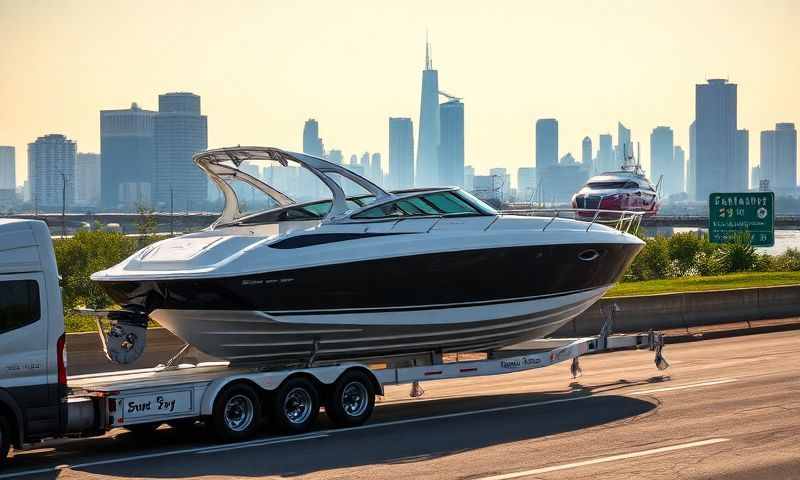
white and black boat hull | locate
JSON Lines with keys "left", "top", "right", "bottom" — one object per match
{"left": 149, "top": 286, "right": 607, "bottom": 365}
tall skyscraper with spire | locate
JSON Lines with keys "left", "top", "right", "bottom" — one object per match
{"left": 416, "top": 38, "right": 440, "bottom": 187}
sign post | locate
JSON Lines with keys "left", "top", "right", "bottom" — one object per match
{"left": 708, "top": 192, "right": 775, "bottom": 247}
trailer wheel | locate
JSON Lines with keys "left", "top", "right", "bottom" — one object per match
{"left": 210, "top": 383, "right": 262, "bottom": 442}
{"left": 271, "top": 377, "right": 319, "bottom": 433}
{"left": 325, "top": 370, "right": 375, "bottom": 427}
{"left": 0, "top": 416, "right": 10, "bottom": 465}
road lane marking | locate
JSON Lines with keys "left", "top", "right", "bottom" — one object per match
{"left": 474, "top": 438, "right": 731, "bottom": 480}
{"left": 630, "top": 378, "right": 738, "bottom": 395}
{"left": 193, "top": 433, "right": 329, "bottom": 454}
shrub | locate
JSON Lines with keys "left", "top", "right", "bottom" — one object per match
{"left": 714, "top": 232, "right": 758, "bottom": 273}
{"left": 626, "top": 236, "right": 672, "bottom": 281}
{"left": 667, "top": 232, "right": 708, "bottom": 276}
{"left": 773, "top": 248, "right": 800, "bottom": 271}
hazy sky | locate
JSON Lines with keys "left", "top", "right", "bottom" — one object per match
{"left": 1, "top": 0, "right": 799, "bottom": 187}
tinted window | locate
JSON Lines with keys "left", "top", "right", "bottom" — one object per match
{"left": 354, "top": 191, "right": 481, "bottom": 219}
{"left": 587, "top": 181, "right": 628, "bottom": 189}
{"left": 423, "top": 192, "right": 479, "bottom": 214}
{"left": 0, "top": 280, "right": 40, "bottom": 334}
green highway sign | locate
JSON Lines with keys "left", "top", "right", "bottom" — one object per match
{"left": 708, "top": 192, "right": 774, "bottom": 246}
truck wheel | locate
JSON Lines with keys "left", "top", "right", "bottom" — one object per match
{"left": 211, "top": 383, "right": 262, "bottom": 442}
{"left": 0, "top": 416, "right": 10, "bottom": 465}
{"left": 325, "top": 370, "right": 375, "bottom": 427}
{"left": 271, "top": 377, "right": 319, "bottom": 433}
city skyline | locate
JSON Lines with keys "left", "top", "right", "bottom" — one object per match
{"left": 2, "top": 0, "right": 800, "bottom": 188}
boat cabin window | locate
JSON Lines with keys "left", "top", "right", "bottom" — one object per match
{"left": 587, "top": 181, "right": 628, "bottom": 189}
{"left": 0, "top": 280, "right": 40, "bottom": 334}
{"left": 352, "top": 191, "right": 482, "bottom": 219}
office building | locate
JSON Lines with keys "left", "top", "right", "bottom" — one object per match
{"left": 535, "top": 119, "right": 558, "bottom": 171}
{"left": 734, "top": 129, "right": 749, "bottom": 191}
{"left": 416, "top": 40, "right": 440, "bottom": 187}
{"left": 597, "top": 134, "right": 614, "bottom": 172}
{"left": 695, "top": 79, "right": 740, "bottom": 199}
{"left": 0, "top": 146, "right": 14, "bottom": 190}
{"left": 774, "top": 123, "right": 797, "bottom": 190}
{"left": 28, "top": 134, "right": 76, "bottom": 211}
{"left": 489, "top": 167, "right": 511, "bottom": 201}
{"left": 439, "top": 99, "right": 465, "bottom": 187}
{"left": 616, "top": 122, "right": 632, "bottom": 166}
{"left": 326, "top": 149, "right": 343, "bottom": 165}
{"left": 581, "top": 136, "right": 592, "bottom": 172}
{"left": 370, "top": 152, "right": 383, "bottom": 185}
{"left": 302, "top": 119, "right": 324, "bottom": 157}
{"left": 153, "top": 92, "right": 208, "bottom": 211}
{"left": 673, "top": 146, "right": 686, "bottom": 195}
{"left": 650, "top": 126, "right": 677, "bottom": 195}
{"left": 100, "top": 102, "right": 156, "bottom": 209}
{"left": 464, "top": 165, "right": 475, "bottom": 191}
{"left": 688, "top": 121, "right": 697, "bottom": 200}
{"left": 517, "top": 167, "right": 536, "bottom": 203}
{"left": 750, "top": 165, "right": 761, "bottom": 190}
{"left": 74, "top": 152, "right": 101, "bottom": 207}
{"left": 388, "top": 117, "right": 414, "bottom": 189}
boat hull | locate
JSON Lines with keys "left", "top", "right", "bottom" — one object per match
{"left": 150, "top": 286, "right": 607, "bottom": 365}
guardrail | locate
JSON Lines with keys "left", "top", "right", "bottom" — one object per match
{"left": 500, "top": 208, "right": 644, "bottom": 234}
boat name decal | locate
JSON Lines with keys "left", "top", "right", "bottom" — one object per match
{"left": 242, "top": 278, "right": 294, "bottom": 286}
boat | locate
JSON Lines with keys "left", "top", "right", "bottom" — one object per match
{"left": 571, "top": 153, "right": 660, "bottom": 216}
{"left": 91, "top": 146, "right": 645, "bottom": 366}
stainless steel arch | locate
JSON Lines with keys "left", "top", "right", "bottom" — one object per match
{"left": 193, "top": 146, "right": 392, "bottom": 224}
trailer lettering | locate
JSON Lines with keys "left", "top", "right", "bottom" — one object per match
{"left": 128, "top": 400, "right": 151, "bottom": 413}
{"left": 156, "top": 396, "right": 176, "bottom": 412}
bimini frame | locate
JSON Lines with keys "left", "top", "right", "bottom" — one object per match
{"left": 193, "top": 146, "right": 392, "bottom": 226}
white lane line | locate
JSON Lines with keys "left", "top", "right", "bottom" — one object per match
{"left": 0, "top": 433, "right": 329, "bottom": 479}
{"left": 475, "top": 438, "right": 731, "bottom": 480}
{"left": 630, "top": 378, "right": 738, "bottom": 395}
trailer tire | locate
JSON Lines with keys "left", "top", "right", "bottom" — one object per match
{"left": 325, "top": 370, "right": 375, "bottom": 427}
{"left": 0, "top": 416, "right": 10, "bottom": 465}
{"left": 210, "top": 383, "right": 262, "bottom": 443}
{"left": 271, "top": 377, "right": 319, "bottom": 434}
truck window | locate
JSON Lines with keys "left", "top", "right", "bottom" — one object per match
{"left": 0, "top": 280, "right": 41, "bottom": 334}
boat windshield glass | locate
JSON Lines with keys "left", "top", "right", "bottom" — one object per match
{"left": 353, "top": 190, "right": 492, "bottom": 219}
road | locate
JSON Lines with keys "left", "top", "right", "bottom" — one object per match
{"left": 4, "top": 330, "right": 799, "bottom": 479}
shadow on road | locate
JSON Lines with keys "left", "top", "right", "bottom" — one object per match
{"left": 11, "top": 388, "right": 658, "bottom": 478}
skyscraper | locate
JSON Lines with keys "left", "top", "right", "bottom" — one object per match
{"left": 370, "top": 152, "right": 383, "bottom": 185}
{"left": 535, "top": 119, "right": 558, "bottom": 171}
{"left": 439, "top": 99, "right": 464, "bottom": 187}
{"left": 761, "top": 123, "right": 798, "bottom": 191}
{"left": 100, "top": 102, "right": 156, "bottom": 209}
{"left": 774, "top": 123, "right": 797, "bottom": 190}
{"left": 388, "top": 117, "right": 414, "bottom": 189}
{"left": 688, "top": 121, "right": 696, "bottom": 199}
{"left": 597, "top": 134, "right": 613, "bottom": 172}
{"left": 464, "top": 165, "right": 475, "bottom": 191}
{"left": 673, "top": 146, "right": 686, "bottom": 194}
{"left": 650, "top": 126, "right": 676, "bottom": 195}
{"left": 517, "top": 167, "right": 536, "bottom": 202}
{"left": 760, "top": 130, "right": 776, "bottom": 189}
{"left": 489, "top": 167, "right": 510, "bottom": 201}
{"left": 154, "top": 92, "right": 208, "bottom": 210}
{"left": 27, "top": 134, "right": 76, "bottom": 211}
{"left": 616, "top": 122, "right": 632, "bottom": 166}
{"left": 75, "top": 152, "right": 101, "bottom": 207}
{"left": 735, "top": 129, "right": 749, "bottom": 191}
{"left": 416, "top": 40, "right": 440, "bottom": 187}
{"left": 0, "top": 146, "right": 14, "bottom": 190}
{"left": 326, "top": 149, "right": 343, "bottom": 164}
{"left": 695, "top": 79, "right": 739, "bottom": 198}
{"left": 581, "top": 136, "right": 592, "bottom": 171}
{"left": 302, "top": 119, "right": 324, "bottom": 157}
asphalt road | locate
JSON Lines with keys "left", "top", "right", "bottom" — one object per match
{"left": 4, "top": 330, "right": 799, "bottom": 479}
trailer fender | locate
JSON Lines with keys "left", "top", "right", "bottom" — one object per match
{"left": 199, "top": 363, "right": 382, "bottom": 416}
{"left": 0, "top": 389, "right": 25, "bottom": 448}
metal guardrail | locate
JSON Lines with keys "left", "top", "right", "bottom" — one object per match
{"left": 500, "top": 208, "right": 644, "bottom": 234}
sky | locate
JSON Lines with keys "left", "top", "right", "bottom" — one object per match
{"left": 1, "top": 0, "right": 799, "bottom": 187}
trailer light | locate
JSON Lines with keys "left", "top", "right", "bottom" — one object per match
{"left": 424, "top": 370, "right": 443, "bottom": 376}
{"left": 460, "top": 367, "right": 478, "bottom": 373}
{"left": 56, "top": 334, "right": 67, "bottom": 386}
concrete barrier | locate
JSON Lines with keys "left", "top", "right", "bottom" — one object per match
{"left": 553, "top": 284, "right": 800, "bottom": 337}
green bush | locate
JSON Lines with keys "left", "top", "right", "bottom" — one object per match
{"left": 772, "top": 248, "right": 800, "bottom": 271}
{"left": 626, "top": 236, "right": 672, "bottom": 281}
{"left": 715, "top": 232, "right": 758, "bottom": 273}
{"left": 666, "top": 232, "right": 711, "bottom": 276}
{"left": 53, "top": 230, "right": 139, "bottom": 313}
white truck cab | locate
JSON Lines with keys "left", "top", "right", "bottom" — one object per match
{"left": 0, "top": 219, "right": 67, "bottom": 461}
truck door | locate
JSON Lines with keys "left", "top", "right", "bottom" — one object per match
{"left": 0, "top": 272, "right": 58, "bottom": 440}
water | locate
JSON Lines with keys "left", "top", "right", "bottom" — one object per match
{"left": 645, "top": 227, "right": 800, "bottom": 255}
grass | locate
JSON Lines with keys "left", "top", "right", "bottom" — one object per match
{"left": 607, "top": 271, "right": 800, "bottom": 297}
